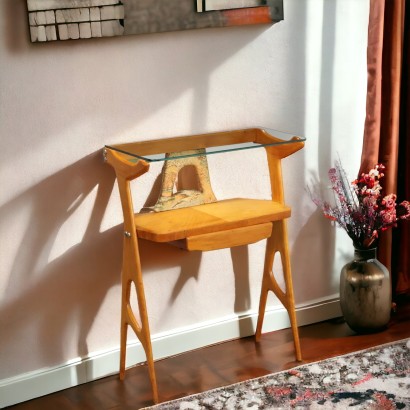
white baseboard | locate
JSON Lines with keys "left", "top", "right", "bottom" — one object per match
{"left": 0, "top": 297, "right": 341, "bottom": 408}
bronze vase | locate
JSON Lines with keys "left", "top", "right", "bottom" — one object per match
{"left": 340, "top": 247, "right": 391, "bottom": 333}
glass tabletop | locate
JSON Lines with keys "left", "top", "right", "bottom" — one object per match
{"left": 105, "top": 127, "right": 305, "bottom": 162}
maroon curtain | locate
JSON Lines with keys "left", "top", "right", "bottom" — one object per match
{"left": 360, "top": 0, "right": 409, "bottom": 297}
{"left": 394, "top": 6, "right": 410, "bottom": 296}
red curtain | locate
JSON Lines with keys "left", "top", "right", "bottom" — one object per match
{"left": 394, "top": 4, "right": 410, "bottom": 295}
{"left": 360, "top": 0, "right": 409, "bottom": 297}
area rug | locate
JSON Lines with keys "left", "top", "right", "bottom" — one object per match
{"left": 143, "top": 338, "right": 410, "bottom": 409}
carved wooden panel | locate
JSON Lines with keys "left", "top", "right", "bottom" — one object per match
{"left": 144, "top": 149, "right": 217, "bottom": 213}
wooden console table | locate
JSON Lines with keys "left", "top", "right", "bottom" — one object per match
{"left": 104, "top": 128, "right": 305, "bottom": 403}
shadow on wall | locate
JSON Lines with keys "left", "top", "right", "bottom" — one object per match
{"left": 307, "top": 0, "right": 338, "bottom": 288}
{"left": 0, "top": 152, "right": 122, "bottom": 378}
{"left": 138, "top": 170, "right": 252, "bottom": 335}
{"left": 231, "top": 246, "right": 252, "bottom": 335}
{"left": 135, "top": 242, "right": 253, "bottom": 341}
{"left": 292, "top": 208, "right": 338, "bottom": 295}
{"left": 0, "top": 0, "right": 343, "bottom": 382}
{"left": 0, "top": 1, "right": 278, "bottom": 380}
{"left": 318, "top": 0, "right": 337, "bottom": 173}
{"left": 291, "top": 0, "right": 338, "bottom": 300}
{"left": 2, "top": 0, "right": 275, "bottom": 162}
{"left": 0, "top": 150, "right": 254, "bottom": 379}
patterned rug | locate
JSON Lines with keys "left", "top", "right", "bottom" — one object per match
{"left": 143, "top": 338, "right": 410, "bottom": 409}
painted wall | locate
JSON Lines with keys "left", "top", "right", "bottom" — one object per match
{"left": 0, "top": 0, "right": 369, "bottom": 402}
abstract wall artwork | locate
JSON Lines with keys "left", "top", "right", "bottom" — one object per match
{"left": 27, "top": 0, "right": 283, "bottom": 42}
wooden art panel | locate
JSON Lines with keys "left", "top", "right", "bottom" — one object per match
{"left": 26, "top": 0, "right": 283, "bottom": 42}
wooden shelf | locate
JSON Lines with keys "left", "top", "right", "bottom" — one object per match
{"left": 135, "top": 198, "right": 290, "bottom": 243}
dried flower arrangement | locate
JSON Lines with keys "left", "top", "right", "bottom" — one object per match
{"left": 310, "top": 161, "right": 410, "bottom": 249}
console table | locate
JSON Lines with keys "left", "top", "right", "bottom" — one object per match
{"left": 104, "top": 127, "right": 305, "bottom": 403}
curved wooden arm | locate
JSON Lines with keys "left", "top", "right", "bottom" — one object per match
{"left": 104, "top": 148, "right": 150, "bottom": 181}
{"left": 255, "top": 129, "right": 305, "bottom": 159}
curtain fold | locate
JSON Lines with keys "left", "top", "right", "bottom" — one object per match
{"left": 360, "top": 0, "right": 409, "bottom": 297}
{"left": 394, "top": 6, "right": 410, "bottom": 295}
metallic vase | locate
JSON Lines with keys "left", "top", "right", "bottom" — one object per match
{"left": 340, "top": 247, "right": 391, "bottom": 333}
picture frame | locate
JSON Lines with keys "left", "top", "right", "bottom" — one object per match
{"left": 27, "top": 0, "right": 283, "bottom": 43}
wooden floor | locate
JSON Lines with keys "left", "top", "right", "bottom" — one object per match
{"left": 8, "top": 298, "right": 410, "bottom": 410}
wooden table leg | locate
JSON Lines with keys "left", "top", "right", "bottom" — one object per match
{"left": 255, "top": 220, "right": 302, "bottom": 361}
{"left": 120, "top": 235, "right": 159, "bottom": 403}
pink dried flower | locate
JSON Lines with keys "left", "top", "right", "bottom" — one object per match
{"left": 381, "top": 194, "right": 397, "bottom": 209}
{"left": 380, "top": 208, "right": 396, "bottom": 225}
{"left": 397, "top": 200, "right": 410, "bottom": 220}
{"left": 309, "top": 161, "right": 409, "bottom": 249}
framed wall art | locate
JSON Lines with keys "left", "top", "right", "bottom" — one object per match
{"left": 27, "top": 0, "right": 283, "bottom": 42}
